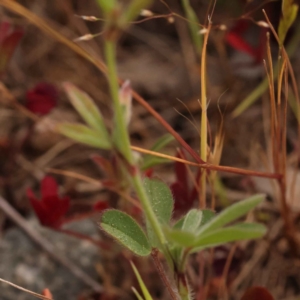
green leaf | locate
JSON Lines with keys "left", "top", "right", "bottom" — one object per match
{"left": 164, "top": 226, "right": 197, "bottom": 247}
{"left": 96, "top": 0, "right": 117, "bottom": 14}
{"left": 131, "top": 262, "right": 153, "bottom": 300}
{"left": 191, "top": 223, "right": 266, "bottom": 251}
{"left": 200, "top": 209, "right": 215, "bottom": 226}
{"left": 278, "top": 0, "right": 299, "bottom": 44}
{"left": 143, "top": 178, "right": 174, "bottom": 247}
{"left": 63, "top": 82, "right": 109, "bottom": 138}
{"left": 182, "top": 209, "right": 202, "bottom": 232}
{"left": 181, "top": 0, "right": 202, "bottom": 52}
{"left": 169, "top": 209, "right": 212, "bottom": 251}
{"left": 100, "top": 210, "right": 151, "bottom": 256}
{"left": 173, "top": 208, "right": 208, "bottom": 231}
{"left": 144, "top": 178, "right": 173, "bottom": 224}
{"left": 173, "top": 216, "right": 185, "bottom": 230}
{"left": 142, "top": 134, "right": 174, "bottom": 170}
{"left": 57, "top": 123, "right": 111, "bottom": 149}
{"left": 198, "top": 194, "right": 265, "bottom": 236}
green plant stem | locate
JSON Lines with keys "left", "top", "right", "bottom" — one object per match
{"left": 177, "top": 273, "right": 191, "bottom": 300}
{"left": 104, "top": 40, "right": 133, "bottom": 163}
{"left": 104, "top": 39, "right": 172, "bottom": 266}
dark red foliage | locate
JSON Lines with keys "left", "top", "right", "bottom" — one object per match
{"left": 144, "top": 168, "right": 153, "bottom": 178}
{"left": 26, "top": 82, "right": 58, "bottom": 115}
{"left": 0, "top": 20, "right": 24, "bottom": 75}
{"left": 225, "top": 20, "right": 266, "bottom": 63}
{"left": 240, "top": 286, "right": 274, "bottom": 300}
{"left": 93, "top": 201, "right": 109, "bottom": 212}
{"left": 27, "top": 176, "right": 70, "bottom": 228}
{"left": 170, "top": 149, "right": 200, "bottom": 217}
{"left": 92, "top": 155, "right": 118, "bottom": 183}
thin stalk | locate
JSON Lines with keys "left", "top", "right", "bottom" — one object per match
{"left": 105, "top": 40, "right": 133, "bottom": 163}
{"left": 265, "top": 34, "right": 279, "bottom": 173}
{"left": 218, "top": 244, "right": 237, "bottom": 299}
{"left": 130, "top": 146, "right": 281, "bottom": 179}
{"left": 104, "top": 38, "right": 172, "bottom": 265}
{"left": 176, "top": 272, "right": 191, "bottom": 300}
{"left": 232, "top": 20, "right": 300, "bottom": 118}
{"left": 199, "top": 22, "right": 211, "bottom": 208}
{"left": 151, "top": 249, "right": 178, "bottom": 300}
{"left": 263, "top": 10, "right": 300, "bottom": 253}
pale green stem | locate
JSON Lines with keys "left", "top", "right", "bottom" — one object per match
{"left": 177, "top": 274, "right": 191, "bottom": 300}
{"left": 199, "top": 24, "right": 211, "bottom": 208}
{"left": 104, "top": 40, "right": 133, "bottom": 163}
{"left": 104, "top": 39, "right": 172, "bottom": 266}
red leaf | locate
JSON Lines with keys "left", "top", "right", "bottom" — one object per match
{"left": 171, "top": 149, "right": 198, "bottom": 217}
{"left": 93, "top": 201, "right": 109, "bottom": 211}
{"left": 27, "top": 176, "right": 70, "bottom": 228}
{"left": 174, "top": 149, "right": 188, "bottom": 188}
{"left": 228, "top": 20, "right": 250, "bottom": 36}
{"left": 26, "top": 82, "right": 58, "bottom": 115}
{"left": 41, "top": 176, "right": 58, "bottom": 198}
{"left": 171, "top": 181, "right": 194, "bottom": 218}
{"left": 0, "top": 20, "right": 24, "bottom": 75}
{"left": 144, "top": 168, "right": 153, "bottom": 178}
{"left": 92, "top": 155, "right": 114, "bottom": 178}
{"left": 240, "top": 287, "right": 274, "bottom": 300}
{"left": 225, "top": 32, "right": 257, "bottom": 58}
{"left": 225, "top": 19, "right": 266, "bottom": 63}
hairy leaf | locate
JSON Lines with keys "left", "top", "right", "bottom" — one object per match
{"left": 197, "top": 194, "right": 265, "bottom": 236}
{"left": 199, "top": 209, "right": 215, "bottom": 226}
{"left": 100, "top": 210, "right": 151, "bottom": 256}
{"left": 63, "top": 82, "right": 109, "bottom": 140}
{"left": 164, "top": 226, "right": 197, "bottom": 247}
{"left": 182, "top": 209, "right": 202, "bottom": 232}
{"left": 191, "top": 223, "right": 266, "bottom": 251}
{"left": 144, "top": 178, "right": 173, "bottom": 224}
{"left": 144, "top": 178, "right": 174, "bottom": 247}
{"left": 57, "top": 123, "right": 111, "bottom": 149}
